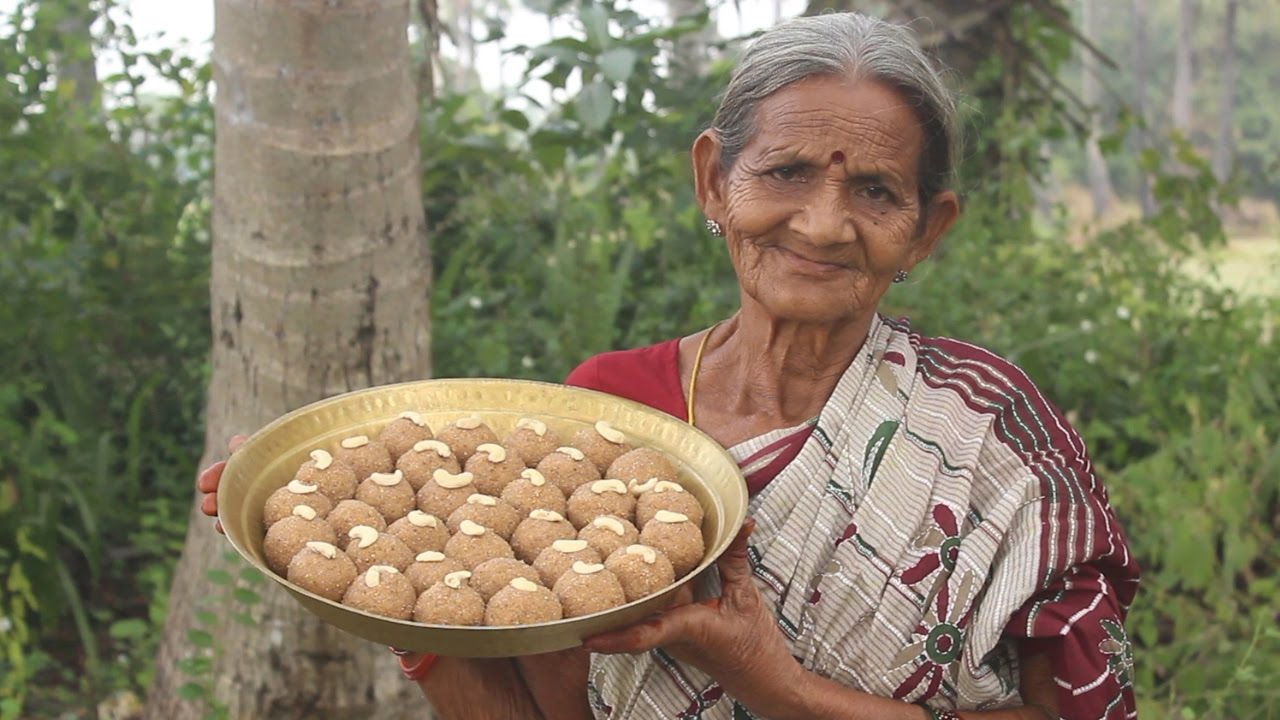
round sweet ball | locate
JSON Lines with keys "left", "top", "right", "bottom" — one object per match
{"left": 471, "top": 557, "right": 541, "bottom": 603}
{"left": 552, "top": 561, "right": 627, "bottom": 618}
{"left": 416, "top": 469, "right": 478, "bottom": 521}
{"left": 464, "top": 443, "right": 527, "bottom": 497}
{"left": 444, "top": 520, "right": 516, "bottom": 571}
{"left": 578, "top": 515, "right": 640, "bottom": 559}
{"left": 327, "top": 500, "right": 388, "bottom": 550}
{"left": 605, "top": 544, "right": 676, "bottom": 603}
{"left": 378, "top": 411, "right": 434, "bottom": 462}
{"left": 638, "top": 511, "right": 705, "bottom": 579}
{"left": 263, "top": 479, "right": 334, "bottom": 528}
{"left": 500, "top": 469, "right": 567, "bottom": 519}
{"left": 344, "top": 525, "right": 415, "bottom": 574}
{"left": 571, "top": 421, "right": 634, "bottom": 475}
{"left": 395, "top": 440, "right": 462, "bottom": 492}
{"left": 386, "top": 511, "right": 448, "bottom": 554}
{"left": 535, "top": 447, "right": 602, "bottom": 499}
{"left": 510, "top": 509, "right": 578, "bottom": 564}
{"left": 485, "top": 577, "right": 563, "bottom": 626}
{"left": 567, "top": 479, "right": 636, "bottom": 530}
{"left": 342, "top": 565, "right": 415, "bottom": 620}
{"left": 263, "top": 508, "right": 337, "bottom": 575}
{"left": 503, "top": 418, "right": 563, "bottom": 466}
{"left": 635, "top": 481, "right": 705, "bottom": 530}
{"left": 295, "top": 449, "right": 358, "bottom": 502}
{"left": 447, "top": 494, "right": 522, "bottom": 541}
{"left": 435, "top": 416, "right": 499, "bottom": 462}
{"left": 413, "top": 570, "right": 485, "bottom": 626}
{"left": 609, "top": 447, "right": 679, "bottom": 486}
{"left": 287, "top": 541, "right": 357, "bottom": 602}
{"left": 356, "top": 470, "right": 416, "bottom": 523}
{"left": 334, "top": 435, "right": 394, "bottom": 482}
{"left": 533, "top": 539, "right": 602, "bottom": 588}
{"left": 404, "top": 551, "right": 466, "bottom": 594}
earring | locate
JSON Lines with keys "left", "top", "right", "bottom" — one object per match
{"left": 893, "top": 270, "right": 908, "bottom": 283}
{"left": 705, "top": 219, "right": 723, "bottom": 237}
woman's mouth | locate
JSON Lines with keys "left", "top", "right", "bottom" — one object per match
{"left": 772, "top": 246, "right": 848, "bottom": 275}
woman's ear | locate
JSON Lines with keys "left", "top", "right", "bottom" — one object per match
{"left": 908, "top": 190, "right": 960, "bottom": 268}
{"left": 692, "top": 130, "right": 727, "bottom": 221}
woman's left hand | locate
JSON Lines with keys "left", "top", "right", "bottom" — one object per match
{"left": 584, "top": 519, "right": 805, "bottom": 715}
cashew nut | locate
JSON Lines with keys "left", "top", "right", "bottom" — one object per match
{"left": 652, "top": 510, "right": 689, "bottom": 524}
{"left": 590, "top": 479, "right": 627, "bottom": 495}
{"left": 652, "top": 480, "right": 685, "bottom": 494}
{"left": 628, "top": 477, "right": 660, "bottom": 495}
{"left": 398, "top": 410, "right": 428, "bottom": 427}
{"left": 291, "top": 505, "right": 318, "bottom": 521}
{"left": 571, "top": 561, "right": 604, "bottom": 575}
{"left": 433, "top": 469, "right": 474, "bottom": 489}
{"left": 624, "top": 545, "right": 658, "bottom": 564}
{"left": 555, "top": 446, "right": 585, "bottom": 461}
{"left": 309, "top": 449, "right": 333, "bottom": 470}
{"left": 510, "top": 577, "right": 540, "bottom": 592}
{"left": 551, "top": 539, "right": 589, "bottom": 553}
{"left": 412, "top": 439, "right": 452, "bottom": 457}
{"left": 520, "top": 468, "right": 547, "bottom": 487}
{"left": 363, "top": 565, "right": 400, "bottom": 588}
{"left": 369, "top": 470, "right": 403, "bottom": 487}
{"left": 453, "top": 416, "right": 482, "bottom": 430}
{"left": 592, "top": 516, "right": 626, "bottom": 536}
{"left": 341, "top": 435, "right": 370, "bottom": 449}
{"left": 443, "top": 570, "right": 472, "bottom": 589}
{"left": 458, "top": 520, "right": 486, "bottom": 537}
{"left": 305, "top": 541, "right": 338, "bottom": 559}
{"left": 515, "top": 418, "right": 547, "bottom": 437}
{"left": 415, "top": 550, "right": 446, "bottom": 563}
{"left": 594, "top": 421, "right": 627, "bottom": 445}
{"left": 348, "top": 525, "right": 379, "bottom": 549}
{"left": 528, "top": 509, "right": 564, "bottom": 523}
{"left": 407, "top": 511, "right": 439, "bottom": 528}
{"left": 466, "top": 494, "right": 497, "bottom": 507}
{"left": 286, "top": 479, "right": 319, "bottom": 494}
{"left": 474, "top": 444, "right": 505, "bottom": 463}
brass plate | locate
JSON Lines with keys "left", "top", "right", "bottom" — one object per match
{"left": 218, "top": 378, "right": 747, "bottom": 657}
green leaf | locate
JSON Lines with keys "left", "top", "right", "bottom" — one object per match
{"left": 580, "top": 5, "right": 610, "bottom": 50}
{"left": 186, "top": 629, "right": 214, "bottom": 648}
{"left": 109, "top": 618, "right": 149, "bottom": 640}
{"left": 500, "top": 109, "right": 530, "bottom": 131}
{"left": 178, "top": 656, "right": 212, "bottom": 675}
{"left": 178, "top": 682, "right": 207, "bottom": 701}
{"left": 232, "top": 612, "right": 257, "bottom": 627}
{"left": 598, "top": 48, "right": 637, "bottom": 84}
{"left": 206, "top": 569, "right": 232, "bottom": 586}
{"left": 575, "top": 81, "right": 615, "bottom": 132}
{"left": 233, "top": 587, "right": 261, "bottom": 605}
{"left": 238, "top": 567, "right": 264, "bottom": 585}
{"left": 195, "top": 610, "right": 218, "bottom": 626}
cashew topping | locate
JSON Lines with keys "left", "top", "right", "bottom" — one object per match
{"left": 291, "top": 505, "right": 318, "bottom": 521}
{"left": 528, "top": 509, "right": 564, "bottom": 523}
{"left": 341, "top": 435, "right": 370, "bottom": 449}
{"left": 594, "top": 421, "right": 627, "bottom": 445}
{"left": 653, "top": 510, "right": 689, "bottom": 524}
{"left": 305, "top": 541, "right": 338, "bottom": 559}
{"left": 458, "top": 520, "right": 486, "bottom": 537}
{"left": 370, "top": 470, "right": 403, "bottom": 487}
{"left": 466, "top": 494, "right": 497, "bottom": 507}
{"left": 309, "top": 449, "right": 333, "bottom": 470}
{"left": 407, "top": 511, "right": 439, "bottom": 528}
{"left": 592, "top": 516, "right": 626, "bottom": 536}
{"left": 551, "top": 539, "right": 589, "bottom": 553}
{"left": 510, "top": 577, "right": 540, "bottom": 592}
{"left": 433, "top": 469, "right": 474, "bottom": 489}
{"left": 348, "top": 525, "right": 379, "bottom": 549}
{"left": 572, "top": 561, "right": 604, "bottom": 575}
{"left": 515, "top": 418, "right": 547, "bottom": 437}
{"left": 286, "top": 479, "right": 319, "bottom": 494}
{"left": 624, "top": 545, "right": 658, "bottom": 564}
{"left": 590, "top": 479, "right": 628, "bottom": 495}
{"left": 412, "top": 439, "right": 452, "bottom": 457}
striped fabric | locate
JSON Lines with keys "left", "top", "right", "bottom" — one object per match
{"left": 587, "top": 315, "right": 1139, "bottom": 719}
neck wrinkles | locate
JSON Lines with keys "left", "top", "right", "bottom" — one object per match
{"left": 707, "top": 302, "right": 876, "bottom": 424}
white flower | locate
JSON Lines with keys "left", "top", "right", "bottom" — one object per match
{"left": 1076, "top": 291, "right": 1088, "bottom": 303}
{"left": 1079, "top": 319, "right": 1094, "bottom": 333}
{"left": 1084, "top": 350, "right": 1099, "bottom": 364}
{"left": 467, "top": 296, "right": 483, "bottom": 310}
{"left": 0, "top": 616, "right": 11, "bottom": 634}
{"left": 1116, "top": 306, "right": 1131, "bottom": 320}
{"left": 521, "top": 356, "right": 535, "bottom": 369}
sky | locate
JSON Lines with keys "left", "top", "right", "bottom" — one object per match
{"left": 0, "top": 0, "right": 806, "bottom": 96}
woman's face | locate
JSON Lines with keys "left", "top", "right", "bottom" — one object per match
{"left": 694, "top": 75, "right": 959, "bottom": 324}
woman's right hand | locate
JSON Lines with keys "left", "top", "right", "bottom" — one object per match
{"left": 197, "top": 434, "right": 249, "bottom": 534}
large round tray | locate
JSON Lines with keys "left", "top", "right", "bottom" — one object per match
{"left": 217, "top": 378, "right": 747, "bottom": 657}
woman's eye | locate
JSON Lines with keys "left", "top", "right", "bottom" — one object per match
{"left": 769, "top": 165, "right": 805, "bottom": 182}
{"left": 863, "top": 185, "right": 892, "bottom": 202}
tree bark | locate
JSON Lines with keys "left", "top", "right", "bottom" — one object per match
{"left": 145, "top": 1, "right": 431, "bottom": 718}
{"left": 1131, "top": 0, "right": 1156, "bottom": 217}
{"left": 669, "top": 0, "right": 715, "bottom": 77}
{"left": 53, "top": 0, "right": 98, "bottom": 108}
{"left": 1170, "top": 0, "right": 1196, "bottom": 133}
{"left": 1081, "top": 0, "right": 1113, "bottom": 218}
{"left": 1211, "top": 0, "right": 1238, "bottom": 183}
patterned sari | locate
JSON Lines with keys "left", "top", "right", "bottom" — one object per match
{"left": 574, "top": 315, "right": 1139, "bottom": 719}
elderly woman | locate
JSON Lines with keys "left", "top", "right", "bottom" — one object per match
{"left": 199, "top": 12, "right": 1138, "bottom": 720}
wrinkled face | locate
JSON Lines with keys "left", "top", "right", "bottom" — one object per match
{"left": 695, "top": 75, "right": 957, "bottom": 324}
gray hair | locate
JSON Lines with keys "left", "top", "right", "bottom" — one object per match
{"left": 711, "top": 13, "right": 960, "bottom": 205}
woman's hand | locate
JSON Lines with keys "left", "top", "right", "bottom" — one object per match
{"left": 196, "top": 434, "right": 248, "bottom": 534}
{"left": 584, "top": 519, "right": 806, "bottom": 717}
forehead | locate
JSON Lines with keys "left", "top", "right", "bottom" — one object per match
{"left": 744, "top": 75, "right": 924, "bottom": 166}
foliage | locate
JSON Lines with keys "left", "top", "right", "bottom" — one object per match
{"left": 0, "top": 0, "right": 212, "bottom": 714}
{"left": 1, "top": 0, "right": 1276, "bottom": 718}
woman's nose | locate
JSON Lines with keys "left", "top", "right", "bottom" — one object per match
{"left": 796, "top": 185, "right": 856, "bottom": 247}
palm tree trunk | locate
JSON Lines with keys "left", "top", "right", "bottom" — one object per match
{"left": 1170, "top": 0, "right": 1196, "bottom": 133}
{"left": 145, "top": 1, "right": 431, "bottom": 717}
{"left": 1131, "top": 0, "right": 1156, "bottom": 217}
{"left": 1211, "top": 0, "right": 1238, "bottom": 183}
{"left": 1081, "top": 0, "right": 1113, "bottom": 218}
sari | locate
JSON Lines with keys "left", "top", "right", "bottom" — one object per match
{"left": 566, "top": 315, "right": 1139, "bottom": 719}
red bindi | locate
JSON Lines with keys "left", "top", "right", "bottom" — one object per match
{"left": 830, "top": 150, "right": 845, "bottom": 165}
